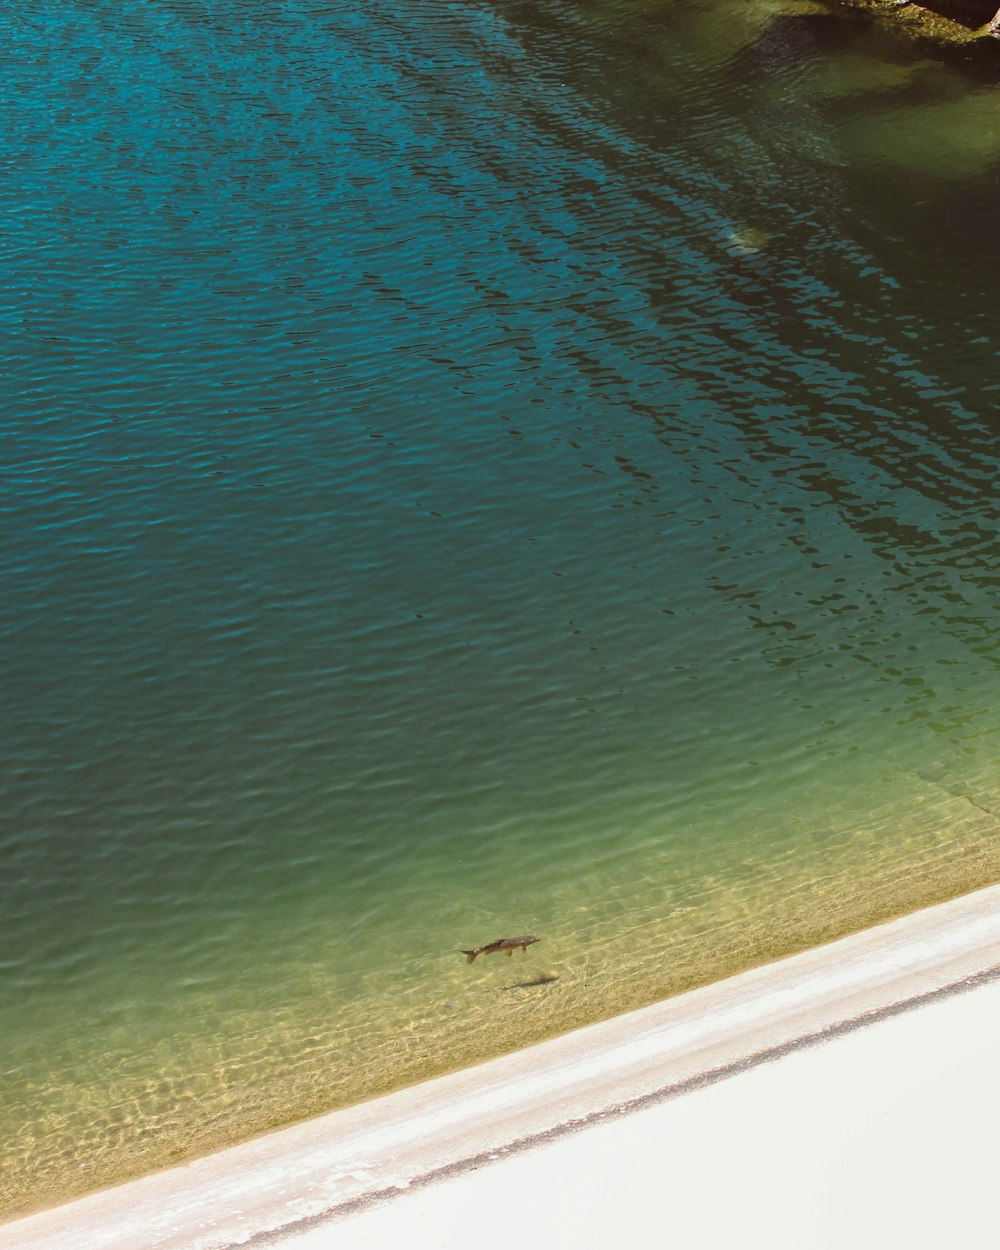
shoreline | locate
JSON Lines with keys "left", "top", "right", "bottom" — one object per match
{"left": 5, "top": 880, "right": 1000, "bottom": 1250}
{"left": 8, "top": 806, "right": 1000, "bottom": 1221}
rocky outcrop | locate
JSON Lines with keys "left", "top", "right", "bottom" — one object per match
{"left": 918, "top": 0, "right": 999, "bottom": 28}
{"left": 832, "top": 0, "right": 1000, "bottom": 45}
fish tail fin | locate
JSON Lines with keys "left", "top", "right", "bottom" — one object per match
{"left": 461, "top": 949, "right": 477, "bottom": 963}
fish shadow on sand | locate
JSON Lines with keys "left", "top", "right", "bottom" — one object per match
{"left": 501, "top": 974, "right": 559, "bottom": 991}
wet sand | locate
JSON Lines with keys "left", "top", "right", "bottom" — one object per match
{"left": 325, "top": 964, "right": 1000, "bottom": 1250}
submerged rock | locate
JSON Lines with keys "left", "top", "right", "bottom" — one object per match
{"left": 828, "top": 0, "right": 1000, "bottom": 48}
{"left": 722, "top": 225, "right": 771, "bottom": 256}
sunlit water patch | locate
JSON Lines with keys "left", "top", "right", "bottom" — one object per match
{"left": 2, "top": 0, "right": 999, "bottom": 1218}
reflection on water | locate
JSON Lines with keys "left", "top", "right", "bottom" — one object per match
{"left": 2, "top": 0, "right": 999, "bottom": 1219}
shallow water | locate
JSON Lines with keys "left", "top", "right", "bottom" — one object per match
{"left": 3, "top": 0, "right": 999, "bottom": 1217}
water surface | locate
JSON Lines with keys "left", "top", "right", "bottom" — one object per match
{"left": 3, "top": 0, "right": 999, "bottom": 1217}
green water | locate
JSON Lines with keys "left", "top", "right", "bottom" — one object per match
{"left": 3, "top": 0, "right": 999, "bottom": 1218}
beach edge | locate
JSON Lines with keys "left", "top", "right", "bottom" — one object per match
{"left": 4, "top": 880, "right": 1000, "bottom": 1250}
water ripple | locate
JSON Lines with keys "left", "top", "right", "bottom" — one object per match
{"left": 3, "top": 0, "right": 1000, "bottom": 1218}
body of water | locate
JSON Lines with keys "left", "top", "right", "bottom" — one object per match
{"left": 3, "top": 0, "right": 999, "bottom": 1218}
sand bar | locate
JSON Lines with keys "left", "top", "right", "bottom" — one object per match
{"left": 4, "top": 882, "right": 1000, "bottom": 1250}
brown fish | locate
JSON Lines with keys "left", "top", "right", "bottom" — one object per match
{"left": 460, "top": 935, "right": 540, "bottom": 964}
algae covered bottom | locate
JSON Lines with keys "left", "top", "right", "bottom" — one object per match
{"left": 3, "top": 0, "right": 999, "bottom": 1219}
{"left": 832, "top": 0, "right": 1000, "bottom": 48}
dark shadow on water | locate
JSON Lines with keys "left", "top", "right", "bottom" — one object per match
{"left": 919, "top": 0, "right": 999, "bottom": 30}
{"left": 502, "top": 974, "right": 559, "bottom": 991}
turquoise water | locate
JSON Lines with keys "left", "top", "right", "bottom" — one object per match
{"left": 3, "top": 0, "right": 1000, "bottom": 1217}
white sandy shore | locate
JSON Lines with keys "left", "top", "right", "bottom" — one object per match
{"left": 4, "top": 883, "right": 1000, "bottom": 1250}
